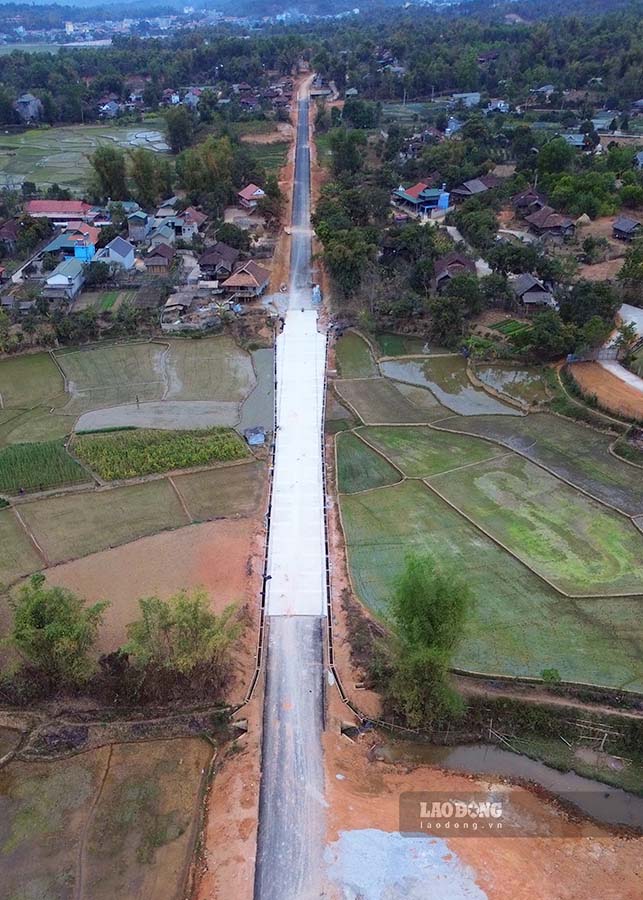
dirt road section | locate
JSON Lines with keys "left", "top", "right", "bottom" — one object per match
{"left": 571, "top": 361, "right": 643, "bottom": 419}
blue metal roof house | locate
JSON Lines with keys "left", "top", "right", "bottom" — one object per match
{"left": 391, "top": 181, "right": 450, "bottom": 217}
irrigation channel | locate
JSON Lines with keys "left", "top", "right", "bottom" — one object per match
{"left": 254, "top": 84, "right": 329, "bottom": 899}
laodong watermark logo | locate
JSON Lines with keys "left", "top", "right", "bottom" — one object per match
{"left": 401, "top": 793, "right": 508, "bottom": 837}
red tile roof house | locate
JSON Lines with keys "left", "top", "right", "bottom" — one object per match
{"left": 221, "top": 260, "right": 270, "bottom": 300}
{"left": 238, "top": 184, "right": 266, "bottom": 210}
{"left": 25, "top": 200, "right": 92, "bottom": 224}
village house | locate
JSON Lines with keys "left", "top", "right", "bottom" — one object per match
{"left": 150, "top": 223, "right": 176, "bottom": 248}
{"left": 512, "top": 188, "right": 546, "bottom": 217}
{"left": 198, "top": 241, "right": 239, "bottom": 278}
{"left": 99, "top": 99, "right": 122, "bottom": 118}
{"left": 524, "top": 205, "right": 575, "bottom": 239}
{"left": 221, "top": 260, "right": 270, "bottom": 300}
{"left": 96, "top": 236, "right": 136, "bottom": 270}
{"left": 612, "top": 215, "right": 642, "bottom": 241}
{"left": 42, "top": 221, "right": 100, "bottom": 262}
{"left": 434, "top": 251, "right": 476, "bottom": 291}
{"left": 182, "top": 88, "right": 202, "bottom": 109}
{"left": 391, "top": 181, "right": 450, "bottom": 218}
{"left": 14, "top": 93, "right": 43, "bottom": 123}
{"left": 0, "top": 219, "right": 19, "bottom": 254}
{"left": 451, "top": 174, "right": 501, "bottom": 202}
{"left": 25, "top": 200, "right": 93, "bottom": 225}
{"left": 127, "top": 210, "right": 152, "bottom": 243}
{"left": 238, "top": 184, "right": 266, "bottom": 210}
{"left": 43, "top": 257, "right": 85, "bottom": 302}
{"left": 510, "top": 273, "right": 557, "bottom": 310}
{"left": 145, "top": 242, "right": 175, "bottom": 274}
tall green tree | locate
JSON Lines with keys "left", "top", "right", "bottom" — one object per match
{"left": 9, "top": 573, "right": 108, "bottom": 686}
{"left": 89, "top": 145, "right": 127, "bottom": 200}
{"left": 164, "top": 105, "right": 194, "bottom": 153}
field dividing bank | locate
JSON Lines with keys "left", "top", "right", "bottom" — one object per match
{"left": 337, "top": 478, "right": 643, "bottom": 689}
{"left": 0, "top": 738, "right": 212, "bottom": 900}
{"left": 435, "top": 411, "right": 643, "bottom": 517}
{"left": 427, "top": 453, "right": 643, "bottom": 597}
{"left": 0, "top": 506, "right": 45, "bottom": 587}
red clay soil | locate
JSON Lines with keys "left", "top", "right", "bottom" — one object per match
{"left": 324, "top": 725, "right": 643, "bottom": 900}
{"left": 570, "top": 361, "right": 643, "bottom": 419}
{"left": 193, "top": 697, "right": 263, "bottom": 900}
{"left": 45, "top": 517, "right": 265, "bottom": 706}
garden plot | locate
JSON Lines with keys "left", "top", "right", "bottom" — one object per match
{"left": 430, "top": 453, "right": 643, "bottom": 596}
{"left": 0, "top": 507, "right": 43, "bottom": 588}
{"left": 358, "top": 425, "right": 501, "bottom": 477}
{"left": 336, "top": 432, "right": 401, "bottom": 493}
{"left": 0, "top": 738, "right": 211, "bottom": 900}
{"left": 173, "top": 461, "right": 266, "bottom": 522}
{"left": 381, "top": 357, "right": 522, "bottom": 416}
{"left": 339, "top": 480, "right": 643, "bottom": 688}
{"left": 334, "top": 332, "right": 378, "bottom": 378}
{"left": 334, "top": 378, "right": 437, "bottom": 424}
{"left": 438, "top": 412, "right": 643, "bottom": 516}
{"left": 474, "top": 364, "right": 550, "bottom": 405}
{"left": 19, "top": 479, "right": 189, "bottom": 564}
{"left": 0, "top": 439, "right": 89, "bottom": 494}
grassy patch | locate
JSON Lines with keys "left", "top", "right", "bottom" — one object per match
{"left": 431, "top": 453, "right": 643, "bottom": 596}
{"left": 74, "top": 428, "right": 248, "bottom": 480}
{"left": 173, "top": 461, "right": 265, "bottom": 521}
{"left": 335, "top": 331, "right": 377, "bottom": 378}
{"left": 19, "top": 479, "right": 189, "bottom": 564}
{"left": 612, "top": 433, "right": 643, "bottom": 466}
{"left": 339, "top": 480, "right": 643, "bottom": 688}
{"left": 0, "top": 440, "right": 89, "bottom": 494}
{"left": 336, "top": 432, "right": 401, "bottom": 493}
{"left": 359, "top": 425, "right": 498, "bottom": 477}
{"left": 442, "top": 412, "right": 643, "bottom": 516}
{"left": 335, "top": 378, "right": 435, "bottom": 424}
{"left": 315, "top": 131, "right": 332, "bottom": 167}
{"left": 246, "top": 141, "right": 289, "bottom": 172}
{"left": 0, "top": 507, "right": 43, "bottom": 588}
{"left": 0, "top": 352, "right": 65, "bottom": 408}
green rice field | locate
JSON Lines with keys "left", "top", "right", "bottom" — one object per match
{"left": 0, "top": 117, "right": 168, "bottom": 190}
{"left": 439, "top": 412, "right": 643, "bottom": 516}
{"left": 0, "top": 440, "right": 89, "bottom": 494}
{"left": 430, "top": 453, "right": 643, "bottom": 596}
{"left": 334, "top": 332, "right": 378, "bottom": 378}
{"left": 339, "top": 478, "right": 643, "bottom": 689}
{"left": 373, "top": 333, "right": 447, "bottom": 357}
{"left": 336, "top": 432, "right": 400, "bottom": 493}
{"left": 358, "top": 425, "right": 500, "bottom": 477}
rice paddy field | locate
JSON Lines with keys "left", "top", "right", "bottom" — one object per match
{"left": 333, "top": 359, "right": 643, "bottom": 688}
{"left": 0, "top": 738, "right": 212, "bottom": 900}
{"left": 172, "top": 461, "right": 266, "bottom": 521}
{"left": 440, "top": 413, "right": 643, "bottom": 515}
{"left": 373, "top": 333, "right": 448, "bottom": 357}
{"left": 381, "top": 357, "right": 522, "bottom": 416}
{"left": 336, "top": 432, "right": 400, "bottom": 493}
{"left": 339, "top": 478, "right": 643, "bottom": 689}
{"left": 335, "top": 378, "right": 439, "bottom": 424}
{"left": 430, "top": 453, "right": 643, "bottom": 597}
{"left": 334, "top": 331, "right": 378, "bottom": 378}
{"left": 473, "top": 364, "right": 550, "bottom": 405}
{"left": 0, "top": 507, "right": 43, "bottom": 589}
{"left": 0, "top": 117, "right": 168, "bottom": 190}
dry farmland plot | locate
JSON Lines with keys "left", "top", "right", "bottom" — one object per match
{"left": 430, "top": 453, "right": 643, "bottom": 596}
{"left": 0, "top": 507, "right": 43, "bottom": 588}
{"left": 334, "top": 332, "right": 378, "bottom": 378}
{"left": 358, "top": 425, "right": 501, "bottom": 477}
{"left": 173, "top": 461, "right": 266, "bottom": 521}
{"left": 339, "top": 480, "right": 643, "bottom": 688}
{"left": 336, "top": 432, "right": 401, "bottom": 493}
{"left": 334, "top": 378, "right": 439, "bottom": 424}
{"left": 19, "top": 479, "right": 189, "bottom": 564}
{"left": 0, "top": 738, "right": 211, "bottom": 900}
{"left": 381, "top": 357, "right": 522, "bottom": 416}
{"left": 436, "top": 412, "right": 643, "bottom": 516}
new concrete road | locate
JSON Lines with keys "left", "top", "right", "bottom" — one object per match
{"left": 254, "top": 85, "right": 329, "bottom": 900}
